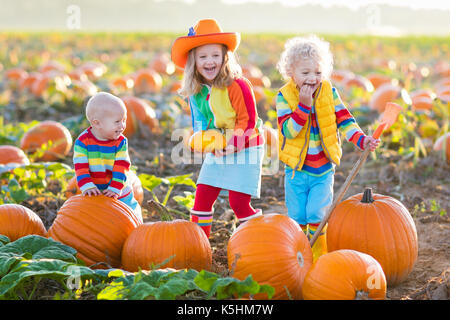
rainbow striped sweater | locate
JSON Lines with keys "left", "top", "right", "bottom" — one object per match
{"left": 276, "top": 87, "right": 366, "bottom": 176}
{"left": 73, "top": 127, "right": 132, "bottom": 197}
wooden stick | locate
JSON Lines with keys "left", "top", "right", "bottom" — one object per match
{"left": 309, "top": 147, "right": 371, "bottom": 246}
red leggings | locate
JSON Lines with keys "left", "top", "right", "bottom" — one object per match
{"left": 193, "top": 184, "right": 257, "bottom": 220}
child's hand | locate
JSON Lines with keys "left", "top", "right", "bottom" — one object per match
{"left": 298, "top": 84, "right": 315, "bottom": 107}
{"left": 82, "top": 187, "right": 102, "bottom": 197}
{"left": 103, "top": 189, "right": 119, "bottom": 199}
{"left": 214, "top": 145, "right": 237, "bottom": 157}
{"left": 364, "top": 136, "right": 381, "bottom": 152}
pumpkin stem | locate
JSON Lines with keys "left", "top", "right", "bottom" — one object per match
{"left": 147, "top": 200, "right": 173, "bottom": 221}
{"left": 361, "top": 188, "right": 374, "bottom": 203}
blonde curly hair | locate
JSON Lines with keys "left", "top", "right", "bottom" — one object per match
{"left": 277, "top": 35, "right": 333, "bottom": 81}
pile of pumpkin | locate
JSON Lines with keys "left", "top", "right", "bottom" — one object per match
{"left": 0, "top": 178, "right": 418, "bottom": 300}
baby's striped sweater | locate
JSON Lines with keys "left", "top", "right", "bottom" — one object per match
{"left": 73, "top": 127, "right": 131, "bottom": 196}
{"left": 277, "top": 87, "right": 366, "bottom": 176}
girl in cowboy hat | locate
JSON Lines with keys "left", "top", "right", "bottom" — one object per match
{"left": 171, "top": 18, "right": 265, "bottom": 238}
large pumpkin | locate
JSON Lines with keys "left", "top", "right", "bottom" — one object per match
{"left": 0, "top": 145, "right": 29, "bottom": 165}
{"left": 20, "top": 120, "right": 73, "bottom": 161}
{"left": 121, "top": 220, "right": 212, "bottom": 272}
{"left": 227, "top": 214, "right": 313, "bottom": 300}
{"left": 302, "top": 249, "right": 387, "bottom": 300}
{"left": 327, "top": 188, "right": 418, "bottom": 285}
{"left": 189, "top": 129, "right": 227, "bottom": 153}
{"left": 47, "top": 195, "right": 142, "bottom": 268}
{"left": 0, "top": 204, "right": 47, "bottom": 241}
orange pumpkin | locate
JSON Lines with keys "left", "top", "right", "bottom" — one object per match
{"left": 121, "top": 220, "right": 212, "bottom": 272}
{"left": 111, "top": 77, "right": 134, "bottom": 90}
{"left": 411, "top": 95, "right": 433, "bottom": 110}
{"left": 302, "top": 249, "right": 387, "bottom": 300}
{"left": 369, "top": 83, "right": 401, "bottom": 113}
{"left": 133, "top": 69, "right": 163, "bottom": 94}
{"left": 48, "top": 195, "right": 142, "bottom": 268}
{"left": 433, "top": 133, "right": 450, "bottom": 164}
{"left": 327, "top": 188, "right": 418, "bottom": 285}
{"left": 227, "top": 214, "right": 313, "bottom": 300}
{"left": 39, "top": 61, "right": 65, "bottom": 74}
{"left": 149, "top": 53, "right": 176, "bottom": 76}
{"left": 0, "top": 145, "right": 29, "bottom": 165}
{"left": 78, "top": 61, "right": 107, "bottom": 80}
{"left": 20, "top": 120, "right": 73, "bottom": 161}
{"left": 64, "top": 171, "right": 144, "bottom": 205}
{"left": 122, "top": 96, "right": 160, "bottom": 137}
{"left": 189, "top": 129, "right": 227, "bottom": 153}
{"left": 344, "top": 75, "right": 374, "bottom": 92}
{"left": 242, "top": 64, "right": 271, "bottom": 88}
{"left": 6, "top": 68, "right": 28, "bottom": 81}
{"left": 0, "top": 204, "right": 47, "bottom": 241}
{"left": 366, "top": 73, "right": 393, "bottom": 89}
{"left": 18, "top": 72, "right": 43, "bottom": 92}
{"left": 331, "top": 70, "right": 354, "bottom": 85}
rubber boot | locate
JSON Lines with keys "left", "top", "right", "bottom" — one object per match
{"left": 309, "top": 224, "right": 328, "bottom": 263}
{"left": 190, "top": 209, "right": 213, "bottom": 238}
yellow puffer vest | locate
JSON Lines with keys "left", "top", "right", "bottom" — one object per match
{"left": 278, "top": 79, "right": 342, "bottom": 173}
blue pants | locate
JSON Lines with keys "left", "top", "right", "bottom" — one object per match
{"left": 284, "top": 166, "right": 334, "bottom": 225}
{"left": 119, "top": 191, "right": 143, "bottom": 223}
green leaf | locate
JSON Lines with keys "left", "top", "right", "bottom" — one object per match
{"left": 166, "top": 173, "right": 196, "bottom": 188}
{"left": 194, "top": 270, "right": 274, "bottom": 299}
{"left": 0, "top": 235, "right": 77, "bottom": 263}
{"left": 173, "top": 192, "right": 196, "bottom": 210}
{"left": 0, "top": 235, "right": 10, "bottom": 247}
{"left": 138, "top": 174, "right": 167, "bottom": 192}
{"left": 7, "top": 179, "right": 29, "bottom": 203}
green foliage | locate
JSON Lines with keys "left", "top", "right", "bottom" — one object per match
{"left": 0, "top": 117, "right": 39, "bottom": 145}
{"left": 0, "top": 235, "right": 273, "bottom": 300}
{"left": 0, "top": 162, "right": 74, "bottom": 204}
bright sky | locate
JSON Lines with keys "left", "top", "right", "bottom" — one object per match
{"left": 176, "top": 0, "right": 450, "bottom": 10}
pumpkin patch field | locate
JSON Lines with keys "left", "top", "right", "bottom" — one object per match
{"left": 0, "top": 32, "right": 448, "bottom": 300}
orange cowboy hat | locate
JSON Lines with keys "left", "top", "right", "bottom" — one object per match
{"left": 171, "top": 19, "right": 240, "bottom": 69}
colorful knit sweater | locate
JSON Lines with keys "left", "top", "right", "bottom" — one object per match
{"left": 276, "top": 84, "right": 366, "bottom": 176}
{"left": 189, "top": 77, "right": 264, "bottom": 152}
{"left": 73, "top": 127, "right": 132, "bottom": 197}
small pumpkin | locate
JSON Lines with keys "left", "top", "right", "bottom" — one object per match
{"left": 0, "top": 204, "right": 47, "bottom": 241}
{"left": 343, "top": 75, "right": 374, "bottom": 92}
{"left": 121, "top": 220, "right": 212, "bottom": 272}
{"left": 20, "top": 120, "right": 73, "bottom": 161}
{"left": 133, "top": 69, "right": 163, "bottom": 94}
{"left": 366, "top": 73, "right": 394, "bottom": 90}
{"left": 149, "top": 53, "right": 176, "bottom": 76}
{"left": 122, "top": 96, "right": 160, "bottom": 137}
{"left": 189, "top": 129, "right": 227, "bottom": 153}
{"left": 369, "top": 83, "right": 401, "bottom": 113}
{"left": 47, "top": 195, "right": 142, "bottom": 268}
{"left": 327, "top": 188, "right": 418, "bottom": 285}
{"left": 227, "top": 214, "right": 313, "bottom": 300}
{"left": 0, "top": 145, "right": 30, "bottom": 166}
{"left": 302, "top": 249, "right": 387, "bottom": 300}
